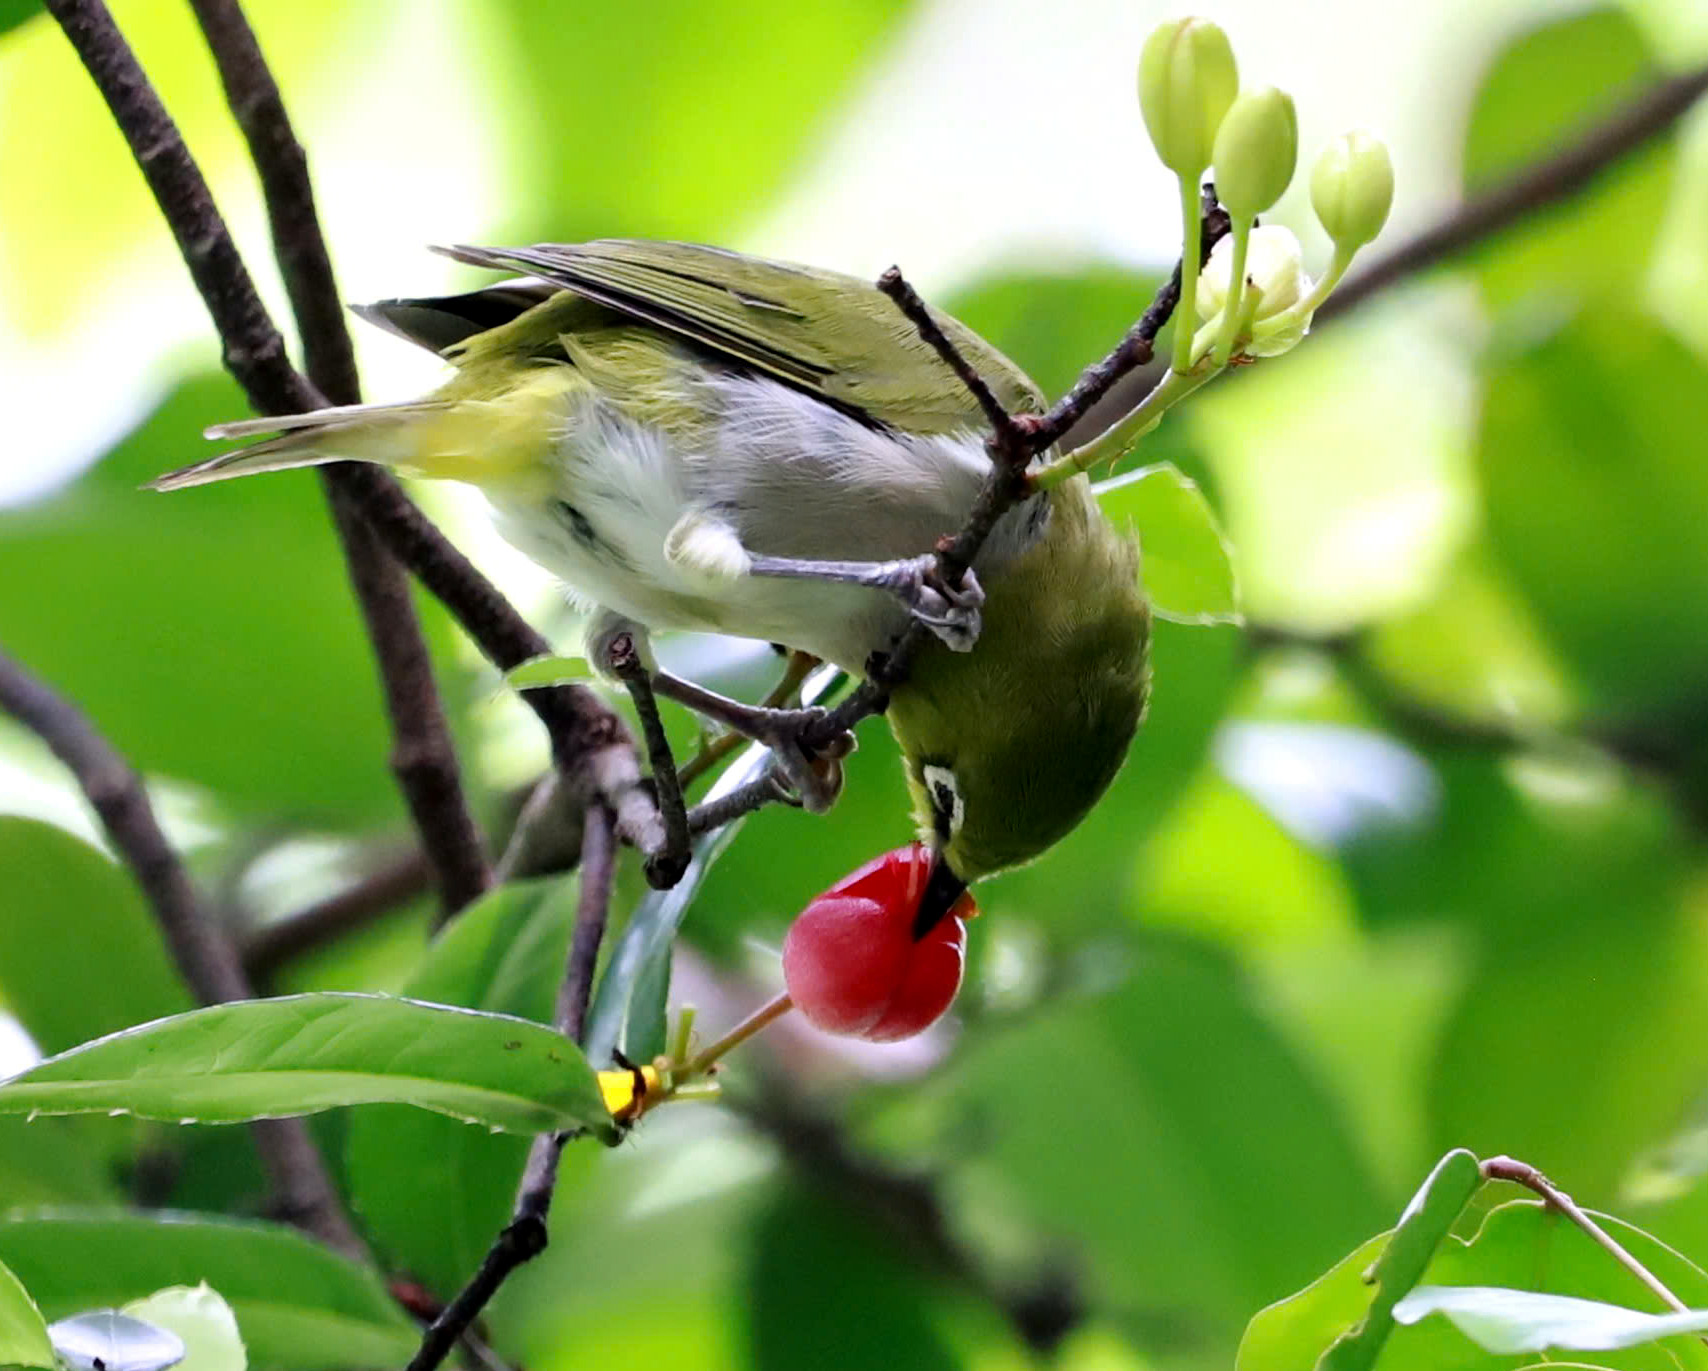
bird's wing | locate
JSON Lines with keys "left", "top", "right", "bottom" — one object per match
{"left": 433, "top": 240, "right": 1045, "bottom": 436}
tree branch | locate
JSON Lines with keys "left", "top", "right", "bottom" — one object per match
{"left": 241, "top": 847, "right": 432, "bottom": 983}
{"left": 405, "top": 803, "right": 619, "bottom": 1371}
{"left": 791, "top": 198, "right": 1229, "bottom": 750}
{"left": 1482, "top": 1155, "right": 1691, "bottom": 1315}
{"left": 185, "top": 0, "right": 486, "bottom": 918}
{"left": 42, "top": 0, "right": 661, "bottom": 869}
{"left": 0, "top": 646, "right": 365, "bottom": 1259}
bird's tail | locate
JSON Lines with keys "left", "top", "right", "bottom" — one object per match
{"left": 147, "top": 398, "right": 451, "bottom": 492}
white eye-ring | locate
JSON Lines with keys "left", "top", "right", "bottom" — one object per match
{"left": 922, "top": 764, "right": 964, "bottom": 836}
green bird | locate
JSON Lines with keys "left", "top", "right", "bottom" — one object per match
{"left": 153, "top": 240, "right": 1150, "bottom": 931}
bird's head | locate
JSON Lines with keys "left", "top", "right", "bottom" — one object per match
{"left": 885, "top": 495, "right": 1150, "bottom": 933}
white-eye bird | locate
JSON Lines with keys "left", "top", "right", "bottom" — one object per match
{"left": 153, "top": 240, "right": 1151, "bottom": 931}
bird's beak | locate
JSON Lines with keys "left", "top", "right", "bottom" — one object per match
{"left": 913, "top": 850, "right": 968, "bottom": 939}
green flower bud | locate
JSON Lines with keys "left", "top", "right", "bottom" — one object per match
{"left": 1137, "top": 17, "right": 1238, "bottom": 179}
{"left": 1212, "top": 86, "right": 1297, "bottom": 220}
{"left": 1310, "top": 130, "right": 1394, "bottom": 249}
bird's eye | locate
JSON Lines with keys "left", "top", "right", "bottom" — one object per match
{"left": 921, "top": 764, "right": 964, "bottom": 839}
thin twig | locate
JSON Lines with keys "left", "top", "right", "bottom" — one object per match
{"left": 877, "top": 267, "right": 1028, "bottom": 456}
{"left": 683, "top": 992, "right": 794, "bottom": 1075}
{"left": 0, "top": 646, "right": 365, "bottom": 1259}
{"left": 183, "top": 0, "right": 359, "bottom": 403}
{"left": 318, "top": 489, "right": 493, "bottom": 918}
{"left": 601, "top": 633, "right": 691, "bottom": 886}
{"left": 328, "top": 465, "right": 662, "bottom": 851}
{"left": 1252, "top": 627, "right": 1708, "bottom": 835}
{"left": 41, "top": 0, "right": 660, "bottom": 867}
{"left": 241, "top": 848, "right": 433, "bottom": 983}
{"left": 556, "top": 802, "right": 616, "bottom": 1045}
{"left": 184, "top": 0, "right": 489, "bottom": 917}
{"left": 1323, "top": 65, "right": 1708, "bottom": 321}
{"left": 1033, "top": 182, "right": 1229, "bottom": 448}
{"left": 1482, "top": 1156, "right": 1691, "bottom": 1315}
{"left": 797, "top": 208, "right": 1222, "bottom": 742}
{"left": 406, "top": 804, "right": 619, "bottom": 1371}
{"left": 492, "top": 771, "right": 571, "bottom": 885}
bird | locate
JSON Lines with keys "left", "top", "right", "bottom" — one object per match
{"left": 151, "top": 239, "right": 1151, "bottom": 933}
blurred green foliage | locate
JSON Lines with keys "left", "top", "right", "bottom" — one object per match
{"left": 5, "top": 3, "right": 1708, "bottom": 1370}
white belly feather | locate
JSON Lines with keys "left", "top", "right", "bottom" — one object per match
{"left": 484, "top": 372, "right": 1036, "bottom": 672}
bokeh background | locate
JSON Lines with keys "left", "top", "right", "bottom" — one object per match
{"left": 5, "top": 0, "right": 1708, "bottom": 1367}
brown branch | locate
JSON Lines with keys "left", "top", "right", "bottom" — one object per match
{"left": 877, "top": 268, "right": 1028, "bottom": 455}
{"left": 187, "top": 0, "right": 489, "bottom": 918}
{"left": 406, "top": 804, "right": 619, "bottom": 1371}
{"left": 183, "top": 0, "right": 360, "bottom": 405}
{"left": 798, "top": 201, "right": 1229, "bottom": 747}
{"left": 1032, "top": 182, "right": 1228, "bottom": 448}
{"left": 1482, "top": 1155, "right": 1691, "bottom": 1315}
{"left": 42, "top": 0, "right": 661, "bottom": 868}
{"left": 555, "top": 802, "right": 617, "bottom": 1045}
{"left": 319, "top": 490, "right": 493, "bottom": 917}
{"left": 602, "top": 634, "right": 691, "bottom": 885}
{"left": 1248, "top": 625, "right": 1708, "bottom": 834}
{"left": 0, "top": 646, "right": 365, "bottom": 1259}
{"left": 241, "top": 848, "right": 432, "bottom": 983}
{"left": 1321, "top": 64, "right": 1708, "bottom": 321}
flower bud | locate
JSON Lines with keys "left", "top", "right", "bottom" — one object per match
{"left": 1197, "top": 225, "right": 1313, "bottom": 357}
{"left": 1137, "top": 18, "right": 1238, "bottom": 179}
{"left": 1212, "top": 86, "right": 1297, "bottom": 220}
{"left": 1198, "top": 225, "right": 1308, "bottom": 319}
{"left": 1311, "top": 130, "right": 1394, "bottom": 249}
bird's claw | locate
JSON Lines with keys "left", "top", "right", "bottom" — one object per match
{"left": 747, "top": 709, "right": 852, "bottom": 814}
{"left": 881, "top": 556, "right": 984, "bottom": 652}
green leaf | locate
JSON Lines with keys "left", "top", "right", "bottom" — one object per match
{"left": 0, "top": 1116, "right": 122, "bottom": 1207}
{"left": 122, "top": 1286, "right": 245, "bottom": 1371}
{"left": 1094, "top": 463, "right": 1240, "bottom": 625}
{"left": 489, "top": 0, "right": 913, "bottom": 242}
{"left": 1394, "top": 1286, "right": 1708, "bottom": 1356}
{"left": 505, "top": 655, "right": 591, "bottom": 689}
{"left": 0, "top": 1255, "right": 52, "bottom": 1370}
{"left": 744, "top": 1182, "right": 961, "bottom": 1371}
{"left": 1425, "top": 870, "right": 1708, "bottom": 1200}
{"left": 0, "top": 375, "right": 470, "bottom": 824}
{"left": 345, "top": 880, "right": 584, "bottom": 1295}
{"left": 0, "top": 1, "right": 37, "bottom": 41}
{"left": 0, "top": 819, "right": 193, "bottom": 1056}
{"left": 1382, "top": 1200, "right": 1708, "bottom": 1371}
{"left": 1361, "top": 544, "right": 1580, "bottom": 733}
{"left": 0, "top": 993, "right": 616, "bottom": 1142}
{"left": 1235, "top": 1234, "right": 1386, "bottom": 1371}
{"left": 1462, "top": 8, "right": 1670, "bottom": 309}
{"left": 585, "top": 804, "right": 748, "bottom": 1067}
{"left": 0, "top": 1211, "right": 415, "bottom": 1371}
{"left": 1237, "top": 1148, "right": 1482, "bottom": 1371}
{"left": 48, "top": 1311, "right": 184, "bottom": 1371}
{"left": 1477, "top": 307, "right": 1708, "bottom": 720}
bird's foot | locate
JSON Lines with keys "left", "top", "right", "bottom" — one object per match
{"left": 871, "top": 556, "right": 984, "bottom": 652}
{"left": 649, "top": 669, "right": 854, "bottom": 814}
{"left": 745, "top": 552, "right": 984, "bottom": 652}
